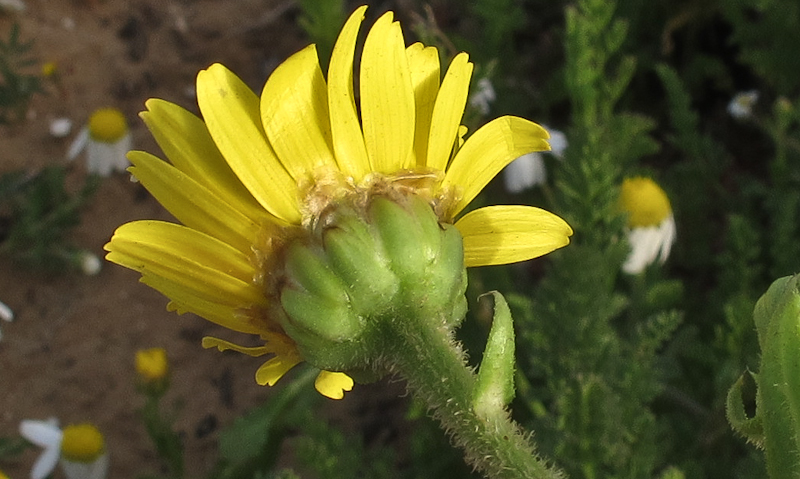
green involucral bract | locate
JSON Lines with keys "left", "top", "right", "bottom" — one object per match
{"left": 726, "top": 274, "right": 800, "bottom": 477}
{"left": 277, "top": 194, "right": 467, "bottom": 376}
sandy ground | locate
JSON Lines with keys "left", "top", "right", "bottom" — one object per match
{"left": 0, "top": 1, "right": 404, "bottom": 477}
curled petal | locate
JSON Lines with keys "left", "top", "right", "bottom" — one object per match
{"left": 201, "top": 336, "right": 273, "bottom": 357}
{"left": 255, "top": 354, "right": 303, "bottom": 386}
{"left": 455, "top": 205, "right": 572, "bottom": 267}
{"left": 444, "top": 117, "right": 550, "bottom": 218}
{"left": 314, "top": 371, "right": 354, "bottom": 399}
{"left": 105, "top": 221, "right": 265, "bottom": 308}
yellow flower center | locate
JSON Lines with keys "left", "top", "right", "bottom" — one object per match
{"left": 135, "top": 347, "right": 169, "bottom": 381}
{"left": 620, "top": 177, "right": 672, "bottom": 228}
{"left": 41, "top": 61, "right": 58, "bottom": 77}
{"left": 0, "top": 469, "right": 9, "bottom": 479}
{"left": 60, "top": 423, "right": 105, "bottom": 463}
{"left": 88, "top": 108, "right": 129, "bottom": 143}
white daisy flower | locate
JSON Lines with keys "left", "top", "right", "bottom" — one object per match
{"left": 727, "top": 90, "right": 759, "bottom": 119}
{"left": 67, "top": 108, "right": 132, "bottom": 177}
{"left": 503, "top": 126, "right": 567, "bottom": 193}
{"left": 19, "top": 419, "right": 109, "bottom": 479}
{"left": 78, "top": 251, "right": 102, "bottom": 276}
{"left": 49, "top": 117, "right": 73, "bottom": 138}
{"left": 619, "top": 177, "right": 676, "bottom": 274}
{"left": 0, "top": 299, "right": 12, "bottom": 342}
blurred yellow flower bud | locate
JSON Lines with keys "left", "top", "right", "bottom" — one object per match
{"left": 135, "top": 347, "right": 169, "bottom": 382}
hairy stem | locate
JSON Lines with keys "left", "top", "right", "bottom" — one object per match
{"left": 385, "top": 316, "right": 564, "bottom": 479}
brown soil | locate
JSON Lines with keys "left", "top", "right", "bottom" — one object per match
{"left": 0, "top": 1, "right": 404, "bottom": 477}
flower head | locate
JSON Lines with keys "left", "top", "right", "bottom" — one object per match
{"left": 105, "top": 6, "right": 572, "bottom": 399}
{"left": 728, "top": 90, "right": 759, "bottom": 119}
{"left": 67, "top": 108, "right": 132, "bottom": 176}
{"left": 19, "top": 419, "right": 108, "bottom": 479}
{"left": 136, "top": 347, "right": 169, "bottom": 382}
{"left": 620, "top": 177, "right": 676, "bottom": 274}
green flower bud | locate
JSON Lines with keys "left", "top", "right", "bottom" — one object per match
{"left": 727, "top": 274, "right": 800, "bottom": 477}
{"left": 276, "top": 194, "right": 468, "bottom": 376}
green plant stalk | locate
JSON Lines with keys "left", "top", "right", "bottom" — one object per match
{"left": 142, "top": 394, "right": 184, "bottom": 479}
{"left": 384, "top": 309, "right": 563, "bottom": 479}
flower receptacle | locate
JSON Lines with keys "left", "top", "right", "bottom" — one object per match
{"left": 277, "top": 194, "right": 467, "bottom": 376}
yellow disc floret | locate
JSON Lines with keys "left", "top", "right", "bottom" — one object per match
{"left": 620, "top": 177, "right": 672, "bottom": 228}
{"left": 60, "top": 423, "right": 105, "bottom": 463}
{"left": 88, "top": 108, "right": 129, "bottom": 143}
{"left": 135, "top": 347, "right": 169, "bottom": 382}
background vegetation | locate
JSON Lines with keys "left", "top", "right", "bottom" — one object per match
{"left": 4, "top": 0, "right": 799, "bottom": 477}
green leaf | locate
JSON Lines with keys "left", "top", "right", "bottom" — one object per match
{"left": 473, "top": 291, "right": 516, "bottom": 418}
{"left": 725, "top": 371, "right": 765, "bottom": 448}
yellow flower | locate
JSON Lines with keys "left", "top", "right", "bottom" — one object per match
{"left": 105, "top": 6, "right": 572, "bottom": 399}
{"left": 135, "top": 347, "right": 169, "bottom": 382}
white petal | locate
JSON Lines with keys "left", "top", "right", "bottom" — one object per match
{"left": 60, "top": 453, "right": 109, "bottom": 479}
{"left": 86, "top": 134, "right": 131, "bottom": 177}
{"left": 546, "top": 128, "right": 568, "bottom": 158}
{"left": 0, "top": 299, "right": 13, "bottom": 322}
{"left": 656, "top": 215, "right": 677, "bottom": 264}
{"left": 66, "top": 127, "right": 89, "bottom": 161}
{"left": 32, "top": 445, "right": 61, "bottom": 479}
{"left": 622, "top": 219, "right": 675, "bottom": 275}
{"left": 503, "top": 152, "right": 546, "bottom": 193}
{"left": 19, "top": 420, "right": 62, "bottom": 447}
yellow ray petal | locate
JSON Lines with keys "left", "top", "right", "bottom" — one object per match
{"left": 360, "top": 12, "right": 415, "bottom": 173}
{"left": 328, "top": 5, "right": 370, "bottom": 180}
{"left": 255, "top": 354, "right": 303, "bottom": 386}
{"left": 202, "top": 336, "right": 273, "bottom": 357}
{"left": 314, "top": 371, "right": 354, "bottom": 399}
{"left": 128, "top": 150, "right": 260, "bottom": 254}
{"left": 105, "top": 220, "right": 265, "bottom": 308}
{"left": 196, "top": 64, "right": 301, "bottom": 223}
{"left": 141, "top": 274, "right": 264, "bottom": 335}
{"left": 139, "top": 99, "right": 268, "bottom": 224}
{"left": 426, "top": 52, "right": 472, "bottom": 171}
{"left": 455, "top": 205, "right": 573, "bottom": 267}
{"left": 443, "top": 116, "right": 550, "bottom": 218}
{"left": 406, "top": 43, "right": 440, "bottom": 167}
{"left": 261, "top": 44, "right": 336, "bottom": 183}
